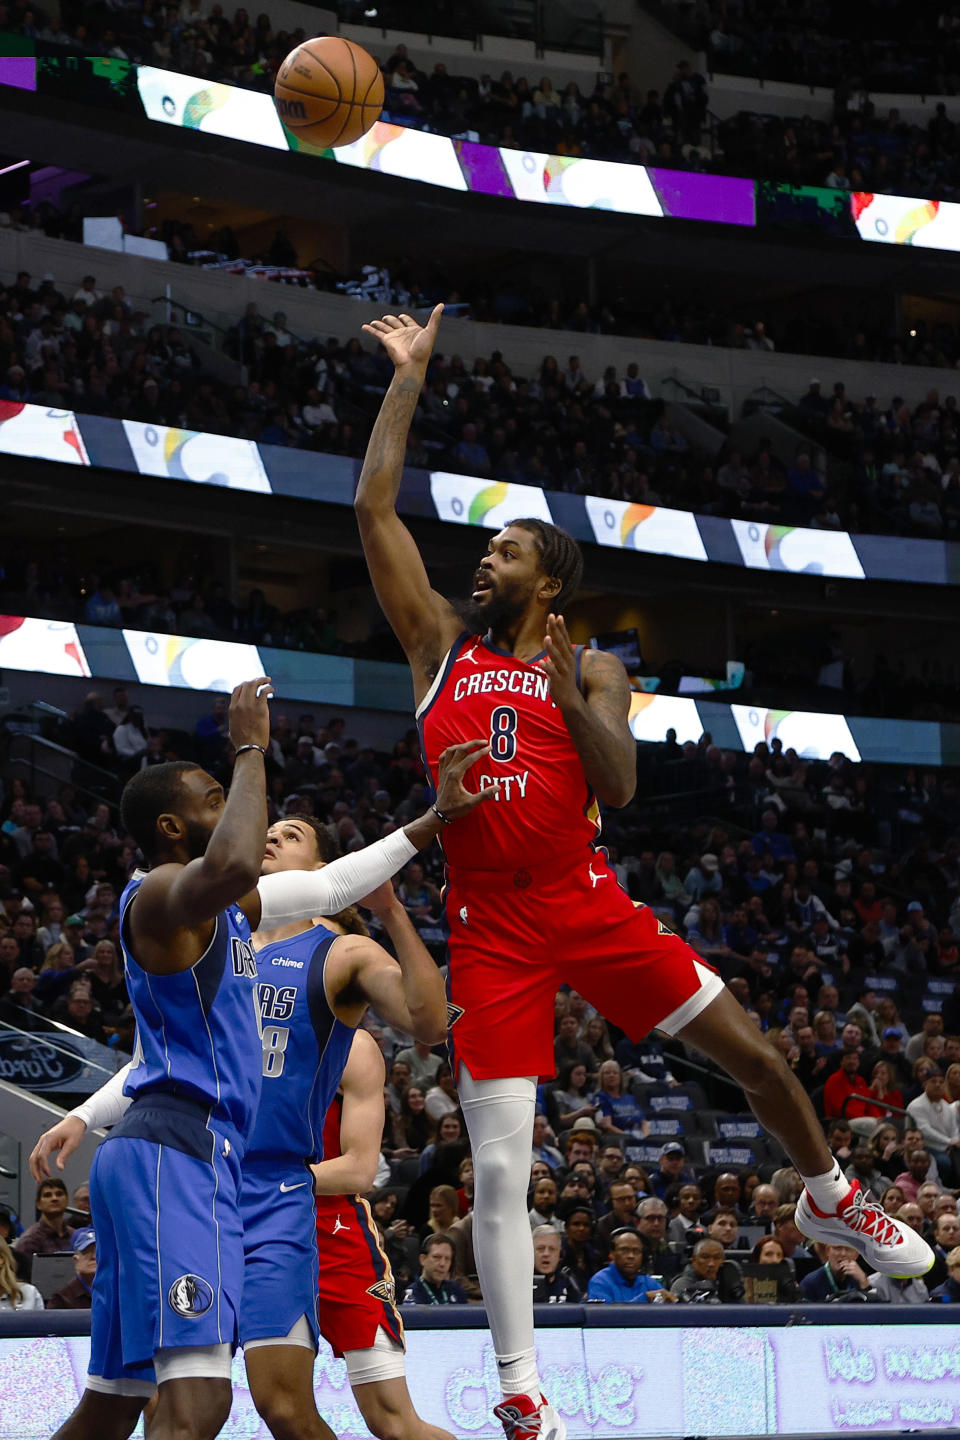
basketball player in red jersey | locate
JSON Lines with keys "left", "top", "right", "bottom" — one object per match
{"left": 355, "top": 306, "right": 932, "bottom": 1440}
{"left": 312, "top": 1028, "right": 454, "bottom": 1440}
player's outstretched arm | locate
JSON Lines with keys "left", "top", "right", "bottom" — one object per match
{"left": 29, "top": 1062, "right": 134, "bottom": 1180}
{"left": 256, "top": 741, "right": 498, "bottom": 929}
{"left": 310, "top": 1031, "right": 385, "bottom": 1196}
{"left": 542, "top": 615, "right": 637, "bottom": 808}
{"left": 355, "top": 307, "right": 461, "bottom": 693}
{"left": 134, "top": 678, "right": 273, "bottom": 971}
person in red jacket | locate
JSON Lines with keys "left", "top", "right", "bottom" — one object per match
{"left": 824, "top": 1051, "right": 874, "bottom": 1123}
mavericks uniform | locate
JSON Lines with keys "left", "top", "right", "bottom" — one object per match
{"left": 240, "top": 923, "right": 354, "bottom": 1348}
{"left": 88, "top": 878, "right": 261, "bottom": 1393}
{"left": 417, "top": 633, "right": 723, "bottom": 1082}
{"left": 315, "top": 1096, "right": 405, "bottom": 1370}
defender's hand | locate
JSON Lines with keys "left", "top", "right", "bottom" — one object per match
{"left": 30, "top": 1116, "right": 87, "bottom": 1181}
{"left": 434, "top": 740, "right": 499, "bottom": 819}
{"left": 361, "top": 306, "right": 443, "bottom": 374}
{"left": 229, "top": 676, "right": 274, "bottom": 752}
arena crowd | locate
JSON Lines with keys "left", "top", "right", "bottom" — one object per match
{"left": 1, "top": 689, "right": 960, "bottom": 1307}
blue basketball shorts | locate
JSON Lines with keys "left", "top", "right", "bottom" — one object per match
{"left": 238, "top": 1156, "right": 320, "bottom": 1347}
{"left": 88, "top": 1108, "right": 244, "bottom": 1386}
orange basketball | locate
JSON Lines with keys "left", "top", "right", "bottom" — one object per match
{"left": 274, "top": 37, "right": 384, "bottom": 150}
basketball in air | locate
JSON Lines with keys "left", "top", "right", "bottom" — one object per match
{"left": 274, "top": 37, "right": 385, "bottom": 150}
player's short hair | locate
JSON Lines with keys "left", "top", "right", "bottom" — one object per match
{"left": 120, "top": 761, "right": 202, "bottom": 861}
{"left": 507, "top": 518, "right": 584, "bottom": 611}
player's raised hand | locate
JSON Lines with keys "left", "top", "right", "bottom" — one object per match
{"left": 434, "top": 739, "right": 500, "bottom": 818}
{"left": 361, "top": 305, "right": 443, "bottom": 374}
{"left": 229, "top": 676, "right": 274, "bottom": 753}
{"left": 29, "top": 1115, "right": 87, "bottom": 1181}
{"left": 541, "top": 614, "right": 579, "bottom": 711}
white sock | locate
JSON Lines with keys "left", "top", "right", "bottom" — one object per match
{"left": 802, "top": 1161, "right": 848, "bottom": 1212}
{"left": 459, "top": 1063, "right": 540, "bottom": 1404}
{"left": 494, "top": 1350, "right": 540, "bottom": 1403}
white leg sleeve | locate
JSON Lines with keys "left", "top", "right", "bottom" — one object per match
{"left": 458, "top": 1064, "right": 538, "bottom": 1386}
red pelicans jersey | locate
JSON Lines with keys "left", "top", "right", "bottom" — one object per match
{"left": 417, "top": 632, "right": 599, "bottom": 871}
{"left": 315, "top": 1095, "right": 403, "bottom": 1356}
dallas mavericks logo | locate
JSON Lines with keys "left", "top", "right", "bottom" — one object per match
{"left": 168, "top": 1273, "right": 215, "bottom": 1317}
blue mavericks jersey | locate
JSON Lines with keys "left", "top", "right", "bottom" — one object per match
{"left": 119, "top": 873, "right": 262, "bottom": 1143}
{"left": 246, "top": 923, "right": 354, "bottom": 1164}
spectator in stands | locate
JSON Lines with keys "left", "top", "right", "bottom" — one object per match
{"left": 844, "top": 1144, "right": 887, "bottom": 1198}
{"left": 0, "top": 1237, "right": 43, "bottom": 1311}
{"left": 593, "top": 1060, "right": 649, "bottom": 1141}
{"left": 871, "top": 1270, "right": 930, "bottom": 1304}
{"left": 823, "top": 1049, "right": 875, "bottom": 1128}
{"left": 587, "top": 1230, "right": 676, "bottom": 1303}
{"left": 424, "top": 1062, "right": 459, "bottom": 1122}
{"left": 668, "top": 1184, "right": 705, "bottom": 1246}
{"left": 554, "top": 1013, "right": 595, "bottom": 1073}
{"left": 528, "top": 1177, "right": 562, "bottom": 1234}
{"left": 894, "top": 1148, "right": 935, "bottom": 1204}
{"left": 907, "top": 1071, "right": 960, "bottom": 1185}
{"left": 531, "top": 1114, "right": 563, "bottom": 1171}
{"left": 549, "top": 1061, "right": 597, "bottom": 1132}
{"left": 670, "top": 1238, "right": 743, "bottom": 1303}
{"left": 14, "top": 1178, "right": 73, "bottom": 1259}
{"left": 595, "top": 1182, "right": 641, "bottom": 1253}
{"left": 47, "top": 1227, "right": 96, "bottom": 1309}
{"left": 393, "top": 1038, "right": 442, "bottom": 1092}
{"left": 930, "top": 1246, "right": 960, "bottom": 1303}
{"left": 403, "top": 1234, "right": 467, "bottom": 1305}
{"left": 531, "top": 1225, "right": 582, "bottom": 1303}
{"left": 800, "top": 1243, "right": 873, "bottom": 1301}
{"left": 922, "top": 1211, "right": 960, "bottom": 1291}
{"left": 648, "top": 1142, "right": 695, "bottom": 1200}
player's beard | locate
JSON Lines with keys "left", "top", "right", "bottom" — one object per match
{"left": 183, "top": 818, "right": 214, "bottom": 861}
{"left": 452, "top": 582, "right": 530, "bottom": 637}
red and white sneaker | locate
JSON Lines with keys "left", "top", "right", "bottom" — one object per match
{"left": 796, "top": 1179, "right": 934, "bottom": 1278}
{"left": 494, "top": 1394, "right": 566, "bottom": 1440}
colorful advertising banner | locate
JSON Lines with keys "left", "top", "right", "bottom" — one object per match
{"left": 2, "top": 405, "right": 959, "bottom": 587}
{"left": 730, "top": 704, "right": 863, "bottom": 762}
{"left": 334, "top": 122, "right": 467, "bottom": 191}
{"left": 0, "top": 616, "right": 90, "bottom": 677}
{"left": 122, "top": 630, "right": 264, "bottom": 692}
{"left": 584, "top": 497, "right": 708, "bottom": 562}
{"left": 628, "top": 693, "right": 704, "bottom": 745}
{"left": 136, "top": 64, "right": 288, "bottom": 148}
{"left": 0, "top": 403, "right": 89, "bottom": 464}
{"left": 429, "top": 473, "right": 553, "bottom": 528}
{"left": 121, "top": 422, "right": 272, "bottom": 492}
{"left": 729, "top": 520, "right": 866, "bottom": 578}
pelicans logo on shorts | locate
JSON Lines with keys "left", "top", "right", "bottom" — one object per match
{"left": 168, "top": 1273, "right": 215, "bottom": 1317}
{"left": 366, "top": 1277, "right": 396, "bottom": 1304}
{"left": 446, "top": 1002, "right": 465, "bottom": 1028}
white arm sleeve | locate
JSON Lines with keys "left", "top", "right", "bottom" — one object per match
{"left": 256, "top": 828, "right": 418, "bottom": 928}
{"left": 69, "top": 1063, "right": 134, "bottom": 1130}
